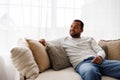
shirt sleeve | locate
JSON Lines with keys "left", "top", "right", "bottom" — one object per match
{"left": 90, "top": 37, "right": 106, "bottom": 59}
{"left": 46, "top": 37, "right": 67, "bottom": 46}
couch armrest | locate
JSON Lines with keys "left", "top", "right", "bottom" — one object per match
{"left": 0, "top": 56, "right": 8, "bottom": 80}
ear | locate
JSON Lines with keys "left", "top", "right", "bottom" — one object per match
{"left": 81, "top": 29, "right": 83, "bottom": 32}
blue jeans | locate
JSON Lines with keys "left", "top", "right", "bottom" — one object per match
{"left": 75, "top": 57, "right": 120, "bottom": 80}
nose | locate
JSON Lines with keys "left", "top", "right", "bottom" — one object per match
{"left": 70, "top": 27, "right": 74, "bottom": 30}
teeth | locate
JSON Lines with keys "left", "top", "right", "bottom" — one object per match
{"left": 71, "top": 31, "right": 74, "bottom": 33}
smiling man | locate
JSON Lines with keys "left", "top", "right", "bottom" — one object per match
{"left": 40, "top": 19, "right": 120, "bottom": 80}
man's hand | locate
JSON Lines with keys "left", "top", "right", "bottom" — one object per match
{"left": 92, "top": 56, "right": 103, "bottom": 64}
{"left": 39, "top": 39, "right": 46, "bottom": 46}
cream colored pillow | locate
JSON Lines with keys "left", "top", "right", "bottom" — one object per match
{"left": 11, "top": 47, "right": 39, "bottom": 79}
{"left": 27, "top": 39, "right": 50, "bottom": 72}
{"left": 99, "top": 39, "right": 120, "bottom": 60}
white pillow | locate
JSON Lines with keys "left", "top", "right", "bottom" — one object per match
{"left": 11, "top": 46, "right": 39, "bottom": 79}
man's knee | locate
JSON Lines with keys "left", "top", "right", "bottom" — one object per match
{"left": 81, "top": 66, "right": 98, "bottom": 75}
{"left": 78, "top": 63, "right": 98, "bottom": 74}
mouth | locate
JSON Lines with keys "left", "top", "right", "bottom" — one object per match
{"left": 70, "top": 30, "right": 75, "bottom": 33}
{"left": 70, "top": 31, "right": 76, "bottom": 36}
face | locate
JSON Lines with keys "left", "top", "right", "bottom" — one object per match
{"left": 69, "top": 21, "right": 83, "bottom": 38}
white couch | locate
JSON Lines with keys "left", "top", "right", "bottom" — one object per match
{"left": 10, "top": 38, "right": 120, "bottom": 80}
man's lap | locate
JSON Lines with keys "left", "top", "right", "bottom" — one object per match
{"left": 75, "top": 58, "right": 120, "bottom": 79}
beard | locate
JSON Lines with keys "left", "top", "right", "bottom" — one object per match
{"left": 70, "top": 32, "right": 80, "bottom": 38}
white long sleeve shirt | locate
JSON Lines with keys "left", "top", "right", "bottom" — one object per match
{"left": 53, "top": 36, "right": 106, "bottom": 68}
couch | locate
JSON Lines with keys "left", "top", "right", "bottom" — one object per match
{"left": 10, "top": 38, "right": 120, "bottom": 80}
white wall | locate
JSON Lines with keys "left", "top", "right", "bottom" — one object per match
{"left": 81, "top": 0, "right": 120, "bottom": 41}
{"left": 0, "top": 0, "right": 120, "bottom": 80}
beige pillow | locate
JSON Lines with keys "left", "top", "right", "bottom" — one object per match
{"left": 11, "top": 47, "right": 39, "bottom": 79}
{"left": 100, "top": 46, "right": 108, "bottom": 59}
{"left": 27, "top": 39, "right": 50, "bottom": 72}
{"left": 46, "top": 42, "right": 71, "bottom": 70}
{"left": 99, "top": 39, "right": 120, "bottom": 60}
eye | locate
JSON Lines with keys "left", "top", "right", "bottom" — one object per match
{"left": 74, "top": 26, "right": 79, "bottom": 29}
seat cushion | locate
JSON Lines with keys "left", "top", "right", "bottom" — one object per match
{"left": 35, "top": 67, "right": 117, "bottom": 80}
{"left": 35, "top": 67, "right": 81, "bottom": 80}
{"left": 102, "top": 76, "right": 118, "bottom": 80}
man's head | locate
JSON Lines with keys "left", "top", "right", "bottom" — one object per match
{"left": 70, "top": 19, "right": 84, "bottom": 38}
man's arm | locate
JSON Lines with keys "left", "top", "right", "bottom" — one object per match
{"left": 90, "top": 38, "right": 105, "bottom": 64}
{"left": 39, "top": 39, "right": 46, "bottom": 46}
{"left": 92, "top": 56, "right": 103, "bottom": 64}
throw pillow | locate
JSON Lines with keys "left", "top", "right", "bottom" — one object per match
{"left": 99, "top": 39, "right": 120, "bottom": 60}
{"left": 11, "top": 47, "right": 39, "bottom": 79}
{"left": 26, "top": 39, "right": 50, "bottom": 72}
{"left": 100, "top": 46, "right": 108, "bottom": 59}
{"left": 46, "top": 42, "right": 71, "bottom": 70}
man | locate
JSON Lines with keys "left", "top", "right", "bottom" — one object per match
{"left": 40, "top": 19, "right": 120, "bottom": 80}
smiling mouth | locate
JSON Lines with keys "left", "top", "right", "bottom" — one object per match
{"left": 70, "top": 30, "right": 75, "bottom": 33}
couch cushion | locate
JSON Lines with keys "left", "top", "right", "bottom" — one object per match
{"left": 101, "top": 46, "right": 108, "bottom": 59}
{"left": 102, "top": 76, "right": 118, "bottom": 80}
{"left": 11, "top": 47, "right": 39, "bottom": 79}
{"left": 35, "top": 67, "right": 117, "bottom": 80}
{"left": 27, "top": 39, "right": 50, "bottom": 72}
{"left": 99, "top": 39, "right": 120, "bottom": 60}
{"left": 46, "top": 42, "right": 71, "bottom": 70}
{"left": 35, "top": 67, "right": 81, "bottom": 80}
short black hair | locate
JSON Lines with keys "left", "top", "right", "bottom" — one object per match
{"left": 74, "top": 19, "right": 84, "bottom": 29}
